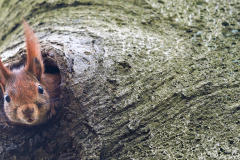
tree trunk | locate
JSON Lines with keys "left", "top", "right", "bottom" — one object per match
{"left": 0, "top": 0, "right": 240, "bottom": 159}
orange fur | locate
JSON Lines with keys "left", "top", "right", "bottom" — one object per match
{"left": 0, "top": 19, "right": 61, "bottom": 126}
{"left": 0, "top": 59, "right": 11, "bottom": 91}
{"left": 23, "top": 19, "right": 44, "bottom": 79}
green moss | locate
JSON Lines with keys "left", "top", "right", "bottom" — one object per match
{"left": 1, "top": 0, "right": 240, "bottom": 159}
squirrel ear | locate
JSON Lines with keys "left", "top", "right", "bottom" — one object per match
{"left": 23, "top": 19, "right": 44, "bottom": 81}
{"left": 32, "top": 57, "right": 43, "bottom": 81}
{"left": 0, "top": 58, "right": 11, "bottom": 91}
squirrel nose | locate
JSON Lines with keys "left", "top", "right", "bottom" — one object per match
{"left": 22, "top": 108, "right": 34, "bottom": 117}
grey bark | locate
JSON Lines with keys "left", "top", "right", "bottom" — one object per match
{"left": 0, "top": 0, "right": 240, "bottom": 159}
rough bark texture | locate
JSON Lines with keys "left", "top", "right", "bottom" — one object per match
{"left": 0, "top": 0, "right": 240, "bottom": 159}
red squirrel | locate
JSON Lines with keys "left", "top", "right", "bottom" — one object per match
{"left": 0, "top": 20, "right": 61, "bottom": 126}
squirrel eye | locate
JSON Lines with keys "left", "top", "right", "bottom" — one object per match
{"left": 38, "top": 85, "right": 44, "bottom": 94}
{"left": 4, "top": 94, "right": 11, "bottom": 103}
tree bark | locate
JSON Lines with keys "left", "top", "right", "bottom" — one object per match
{"left": 0, "top": 0, "right": 240, "bottom": 159}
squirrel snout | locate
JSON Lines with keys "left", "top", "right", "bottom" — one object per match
{"left": 22, "top": 107, "right": 34, "bottom": 117}
{"left": 19, "top": 104, "right": 38, "bottom": 120}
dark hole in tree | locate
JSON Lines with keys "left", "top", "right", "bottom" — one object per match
{"left": 44, "top": 64, "right": 60, "bottom": 74}
{"left": 43, "top": 57, "right": 61, "bottom": 74}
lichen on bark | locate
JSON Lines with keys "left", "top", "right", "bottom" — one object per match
{"left": 0, "top": 0, "right": 240, "bottom": 159}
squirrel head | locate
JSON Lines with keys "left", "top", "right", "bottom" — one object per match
{"left": 0, "top": 20, "right": 51, "bottom": 126}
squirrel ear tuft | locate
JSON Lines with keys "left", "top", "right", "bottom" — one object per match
{"left": 23, "top": 19, "right": 44, "bottom": 80}
{"left": 32, "top": 57, "right": 42, "bottom": 81}
{"left": 0, "top": 58, "right": 11, "bottom": 91}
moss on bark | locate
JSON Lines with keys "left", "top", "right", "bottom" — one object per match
{"left": 0, "top": 0, "right": 240, "bottom": 159}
